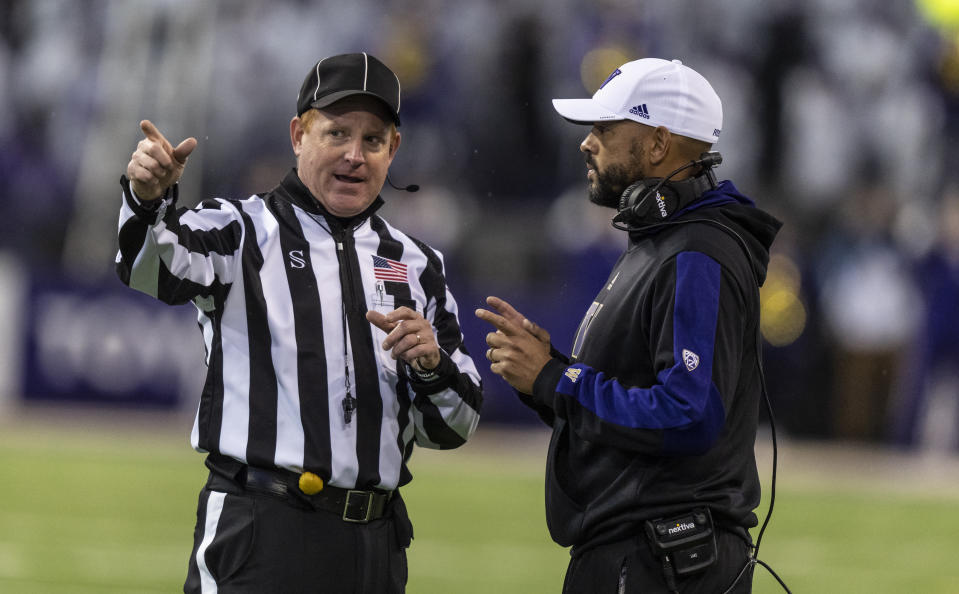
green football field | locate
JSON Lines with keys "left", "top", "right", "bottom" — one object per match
{"left": 2, "top": 409, "right": 959, "bottom": 593}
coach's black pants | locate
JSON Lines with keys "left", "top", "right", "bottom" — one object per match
{"left": 562, "top": 529, "right": 753, "bottom": 594}
{"left": 183, "top": 469, "right": 411, "bottom": 594}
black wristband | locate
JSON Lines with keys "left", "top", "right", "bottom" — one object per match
{"left": 404, "top": 351, "right": 459, "bottom": 394}
{"left": 120, "top": 175, "right": 177, "bottom": 222}
{"left": 140, "top": 197, "right": 164, "bottom": 211}
{"left": 408, "top": 364, "right": 440, "bottom": 382}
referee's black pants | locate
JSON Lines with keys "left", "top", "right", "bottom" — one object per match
{"left": 562, "top": 528, "right": 753, "bottom": 594}
{"left": 183, "top": 458, "right": 411, "bottom": 594}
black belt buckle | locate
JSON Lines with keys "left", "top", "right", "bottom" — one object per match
{"left": 343, "top": 490, "right": 375, "bottom": 523}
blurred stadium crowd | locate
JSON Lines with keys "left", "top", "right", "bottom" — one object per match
{"left": 3, "top": 0, "right": 959, "bottom": 450}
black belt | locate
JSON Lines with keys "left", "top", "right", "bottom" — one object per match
{"left": 206, "top": 454, "right": 393, "bottom": 523}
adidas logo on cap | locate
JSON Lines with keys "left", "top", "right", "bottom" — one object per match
{"left": 629, "top": 104, "right": 650, "bottom": 119}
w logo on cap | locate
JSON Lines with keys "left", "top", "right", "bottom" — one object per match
{"left": 599, "top": 68, "right": 622, "bottom": 89}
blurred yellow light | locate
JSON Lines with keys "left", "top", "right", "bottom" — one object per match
{"left": 760, "top": 253, "right": 808, "bottom": 347}
{"left": 580, "top": 46, "right": 634, "bottom": 93}
{"left": 766, "top": 254, "right": 801, "bottom": 293}
{"left": 916, "top": 0, "right": 959, "bottom": 28}
{"left": 383, "top": 26, "right": 430, "bottom": 92}
{"left": 761, "top": 288, "right": 807, "bottom": 347}
{"left": 938, "top": 35, "right": 959, "bottom": 94}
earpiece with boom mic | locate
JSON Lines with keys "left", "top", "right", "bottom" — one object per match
{"left": 612, "top": 151, "right": 722, "bottom": 230}
{"left": 386, "top": 175, "right": 419, "bottom": 193}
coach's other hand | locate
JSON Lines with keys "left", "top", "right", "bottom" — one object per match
{"left": 367, "top": 307, "right": 441, "bottom": 372}
{"left": 475, "top": 296, "right": 552, "bottom": 395}
{"left": 127, "top": 119, "right": 197, "bottom": 201}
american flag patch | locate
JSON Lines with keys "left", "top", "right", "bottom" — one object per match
{"left": 372, "top": 255, "right": 408, "bottom": 283}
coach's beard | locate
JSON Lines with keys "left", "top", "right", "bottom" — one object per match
{"left": 588, "top": 161, "right": 646, "bottom": 210}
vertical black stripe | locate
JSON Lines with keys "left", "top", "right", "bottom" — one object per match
{"left": 116, "top": 217, "right": 151, "bottom": 285}
{"left": 371, "top": 217, "right": 416, "bottom": 476}
{"left": 184, "top": 488, "right": 211, "bottom": 592}
{"left": 370, "top": 216, "right": 415, "bottom": 309}
{"left": 395, "top": 380, "right": 414, "bottom": 487}
{"left": 406, "top": 235, "right": 483, "bottom": 414}
{"left": 337, "top": 225, "right": 383, "bottom": 488}
{"left": 369, "top": 217, "right": 403, "bottom": 258}
{"left": 408, "top": 236, "right": 461, "bottom": 352}
{"left": 238, "top": 208, "right": 278, "bottom": 468}
{"left": 268, "top": 197, "right": 332, "bottom": 476}
{"left": 197, "top": 310, "right": 225, "bottom": 453}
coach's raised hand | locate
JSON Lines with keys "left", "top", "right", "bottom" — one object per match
{"left": 126, "top": 120, "right": 197, "bottom": 201}
{"left": 475, "top": 296, "right": 552, "bottom": 395}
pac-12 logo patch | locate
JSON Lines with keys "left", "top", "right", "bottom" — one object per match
{"left": 682, "top": 349, "right": 700, "bottom": 372}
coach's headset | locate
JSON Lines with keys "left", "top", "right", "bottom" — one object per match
{"left": 611, "top": 151, "right": 722, "bottom": 230}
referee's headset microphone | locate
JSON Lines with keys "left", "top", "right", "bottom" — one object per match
{"left": 612, "top": 152, "right": 793, "bottom": 594}
{"left": 386, "top": 174, "right": 419, "bottom": 193}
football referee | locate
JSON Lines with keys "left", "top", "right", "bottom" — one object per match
{"left": 116, "top": 53, "right": 483, "bottom": 593}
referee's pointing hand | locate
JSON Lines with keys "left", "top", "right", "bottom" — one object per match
{"left": 127, "top": 119, "right": 197, "bottom": 201}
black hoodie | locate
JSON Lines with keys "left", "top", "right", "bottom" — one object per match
{"left": 521, "top": 180, "right": 782, "bottom": 553}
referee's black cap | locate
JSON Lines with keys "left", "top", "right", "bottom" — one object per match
{"left": 296, "top": 53, "right": 402, "bottom": 125}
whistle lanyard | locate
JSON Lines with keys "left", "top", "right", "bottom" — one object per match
{"left": 305, "top": 210, "right": 362, "bottom": 425}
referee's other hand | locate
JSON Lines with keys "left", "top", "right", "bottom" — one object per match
{"left": 127, "top": 119, "right": 197, "bottom": 201}
{"left": 366, "top": 307, "right": 441, "bottom": 372}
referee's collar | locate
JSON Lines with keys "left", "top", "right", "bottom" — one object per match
{"left": 278, "top": 168, "right": 385, "bottom": 226}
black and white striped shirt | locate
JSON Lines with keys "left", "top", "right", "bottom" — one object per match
{"left": 116, "top": 170, "right": 482, "bottom": 491}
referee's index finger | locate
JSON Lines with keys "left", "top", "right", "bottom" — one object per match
{"left": 139, "top": 119, "right": 173, "bottom": 152}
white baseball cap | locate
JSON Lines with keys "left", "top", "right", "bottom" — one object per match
{"left": 552, "top": 58, "right": 723, "bottom": 143}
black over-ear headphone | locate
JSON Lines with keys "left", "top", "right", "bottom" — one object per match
{"left": 611, "top": 151, "right": 723, "bottom": 230}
